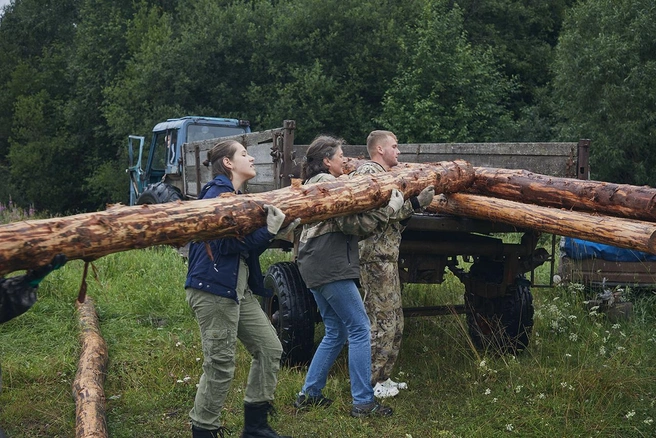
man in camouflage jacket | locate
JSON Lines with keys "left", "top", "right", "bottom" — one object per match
{"left": 352, "top": 131, "right": 434, "bottom": 398}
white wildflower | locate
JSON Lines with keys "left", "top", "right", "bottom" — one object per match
{"left": 484, "top": 388, "right": 491, "bottom": 395}
{"left": 625, "top": 410, "right": 636, "bottom": 419}
{"left": 505, "top": 424, "right": 514, "bottom": 431}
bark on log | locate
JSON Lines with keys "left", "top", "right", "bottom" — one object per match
{"left": 470, "top": 168, "right": 656, "bottom": 222}
{"left": 428, "top": 193, "right": 656, "bottom": 254}
{"left": 72, "top": 296, "right": 108, "bottom": 438}
{"left": 0, "top": 160, "right": 473, "bottom": 275}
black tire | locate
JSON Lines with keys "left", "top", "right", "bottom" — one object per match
{"left": 136, "top": 182, "right": 182, "bottom": 204}
{"left": 262, "top": 262, "right": 316, "bottom": 366}
{"left": 465, "top": 276, "right": 534, "bottom": 354}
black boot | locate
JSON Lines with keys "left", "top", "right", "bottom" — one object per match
{"left": 241, "top": 402, "right": 291, "bottom": 438}
{"left": 192, "top": 424, "right": 230, "bottom": 438}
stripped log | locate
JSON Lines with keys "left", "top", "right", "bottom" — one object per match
{"left": 0, "top": 160, "right": 473, "bottom": 275}
{"left": 72, "top": 296, "right": 108, "bottom": 438}
{"left": 469, "top": 168, "right": 656, "bottom": 222}
{"left": 428, "top": 193, "right": 656, "bottom": 254}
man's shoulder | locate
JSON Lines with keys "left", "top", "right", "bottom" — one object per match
{"left": 354, "top": 161, "right": 385, "bottom": 175}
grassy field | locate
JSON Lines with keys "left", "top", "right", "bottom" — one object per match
{"left": 1, "top": 245, "right": 656, "bottom": 437}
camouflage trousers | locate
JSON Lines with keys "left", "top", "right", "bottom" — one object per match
{"left": 360, "top": 261, "right": 404, "bottom": 384}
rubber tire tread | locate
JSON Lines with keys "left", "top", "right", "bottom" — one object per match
{"left": 465, "top": 276, "right": 534, "bottom": 354}
{"left": 136, "top": 182, "right": 182, "bottom": 204}
{"left": 263, "top": 262, "right": 316, "bottom": 366}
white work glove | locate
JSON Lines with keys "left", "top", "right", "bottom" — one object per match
{"left": 264, "top": 204, "right": 286, "bottom": 235}
{"left": 274, "top": 218, "right": 301, "bottom": 242}
{"left": 416, "top": 185, "right": 435, "bottom": 208}
{"left": 386, "top": 189, "right": 404, "bottom": 215}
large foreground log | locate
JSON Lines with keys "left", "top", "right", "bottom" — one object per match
{"left": 0, "top": 160, "right": 472, "bottom": 275}
{"left": 470, "top": 168, "right": 656, "bottom": 222}
{"left": 72, "top": 296, "right": 108, "bottom": 438}
{"left": 428, "top": 193, "right": 656, "bottom": 254}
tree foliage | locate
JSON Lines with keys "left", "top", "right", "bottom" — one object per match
{"left": 378, "top": 0, "right": 516, "bottom": 143}
{"left": 1, "top": 0, "right": 653, "bottom": 212}
{"left": 552, "top": 0, "right": 656, "bottom": 185}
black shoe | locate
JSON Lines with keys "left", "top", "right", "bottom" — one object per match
{"left": 293, "top": 392, "right": 333, "bottom": 409}
{"left": 350, "top": 401, "right": 393, "bottom": 418}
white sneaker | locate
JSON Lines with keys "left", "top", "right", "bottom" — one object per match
{"left": 373, "top": 381, "right": 399, "bottom": 398}
{"left": 382, "top": 378, "right": 408, "bottom": 390}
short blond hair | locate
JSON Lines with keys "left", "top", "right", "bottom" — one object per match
{"left": 366, "top": 130, "right": 397, "bottom": 158}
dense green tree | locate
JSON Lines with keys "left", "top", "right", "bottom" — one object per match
{"left": 455, "top": 0, "right": 576, "bottom": 140}
{"left": 70, "top": 0, "right": 144, "bottom": 208}
{"left": 379, "top": 0, "right": 516, "bottom": 143}
{"left": 244, "top": 0, "right": 419, "bottom": 143}
{"left": 0, "top": 0, "right": 79, "bottom": 211}
{"left": 552, "top": 0, "right": 656, "bottom": 185}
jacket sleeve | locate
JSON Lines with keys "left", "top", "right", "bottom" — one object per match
{"left": 0, "top": 276, "right": 37, "bottom": 324}
{"left": 214, "top": 227, "right": 273, "bottom": 255}
{"left": 308, "top": 172, "right": 393, "bottom": 237}
{"left": 334, "top": 205, "right": 393, "bottom": 237}
{"left": 353, "top": 163, "right": 414, "bottom": 223}
{"left": 205, "top": 184, "right": 274, "bottom": 255}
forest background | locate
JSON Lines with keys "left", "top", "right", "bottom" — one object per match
{"left": 0, "top": 0, "right": 654, "bottom": 214}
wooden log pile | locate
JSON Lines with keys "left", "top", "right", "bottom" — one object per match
{"left": 0, "top": 160, "right": 473, "bottom": 275}
{"left": 426, "top": 167, "right": 656, "bottom": 254}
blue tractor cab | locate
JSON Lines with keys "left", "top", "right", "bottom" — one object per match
{"left": 128, "top": 116, "right": 250, "bottom": 205}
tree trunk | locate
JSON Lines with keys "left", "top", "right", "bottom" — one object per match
{"left": 0, "top": 160, "right": 473, "bottom": 275}
{"left": 428, "top": 193, "right": 656, "bottom": 254}
{"left": 470, "top": 167, "right": 656, "bottom": 222}
{"left": 72, "top": 296, "right": 108, "bottom": 438}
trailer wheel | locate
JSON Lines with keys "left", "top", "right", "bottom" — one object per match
{"left": 136, "top": 182, "right": 182, "bottom": 204}
{"left": 263, "top": 262, "right": 316, "bottom": 366}
{"left": 465, "top": 276, "right": 534, "bottom": 354}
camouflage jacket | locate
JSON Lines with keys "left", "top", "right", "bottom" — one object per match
{"left": 353, "top": 161, "right": 415, "bottom": 263}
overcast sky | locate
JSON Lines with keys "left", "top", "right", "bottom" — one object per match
{"left": 0, "top": 0, "right": 11, "bottom": 16}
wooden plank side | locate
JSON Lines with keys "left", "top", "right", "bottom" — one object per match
{"left": 185, "top": 141, "right": 578, "bottom": 196}
{"left": 561, "top": 257, "right": 656, "bottom": 286}
{"left": 325, "top": 142, "right": 576, "bottom": 177}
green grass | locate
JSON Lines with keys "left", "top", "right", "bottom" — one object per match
{"left": 1, "top": 246, "right": 656, "bottom": 437}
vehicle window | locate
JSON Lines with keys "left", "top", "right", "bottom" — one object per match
{"left": 187, "top": 125, "right": 247, "bottom": 143}
{"left": 151, "top": 133, "right": 168, "bottom": 170}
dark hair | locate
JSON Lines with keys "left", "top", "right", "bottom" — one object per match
{"left": 301, "top": 135, "right": 344, "bottom": 181}
{"left": 203, "top": 140, "right": 241, "bottom": 179}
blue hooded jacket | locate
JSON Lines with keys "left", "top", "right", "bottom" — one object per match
{"left": 184, "top": 175, "right": 274, "bottom": 301}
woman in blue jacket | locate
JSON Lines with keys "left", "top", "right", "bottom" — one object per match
{"left": 185, "top": 139, "right": 297, "bottom": 438}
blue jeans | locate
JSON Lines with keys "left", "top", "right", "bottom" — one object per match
{"left": 301, "top": 279, "right": 374, "bottom": 406}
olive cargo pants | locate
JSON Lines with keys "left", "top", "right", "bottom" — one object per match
{"left": 186, "top": 259, "right": 283, "bottom": 430}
